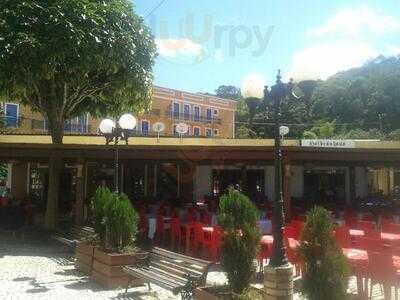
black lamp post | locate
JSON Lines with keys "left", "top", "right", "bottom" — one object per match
{"left": 265, "top": 70, "right": 294, "bottom": 267}
{"left": 99, "top": 114, "right": 137, "bottom": 194}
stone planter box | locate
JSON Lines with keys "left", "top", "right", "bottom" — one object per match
{"left": 75, "top": 241, "right": 96, "bottom": 275}
{"left": 91, "top": 248, "right": 143, "bottom": 289}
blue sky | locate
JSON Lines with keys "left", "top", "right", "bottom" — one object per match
{"left": 134, "top": 0, "right": 400, "bottom": 94}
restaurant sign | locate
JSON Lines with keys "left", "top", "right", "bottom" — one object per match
{"left": 301, "top": 139, "right": 355, "bottom": 148}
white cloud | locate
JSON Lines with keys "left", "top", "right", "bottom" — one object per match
{"left": 288, "top": 41, "right": 378, "bottom": 81}
{"left": 155, "top": 38, "right": 204, "bottom": 58}
{"left": 386, "top": 45, "right": 400, "bottom": 56}
{"left": 309, "top": 7, "right": 400, "bottom": 37}
{"left": 241, "top": 74, "right": 265, "bottom": 99}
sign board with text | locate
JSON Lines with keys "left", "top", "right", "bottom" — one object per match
{"left": 301, "top": 139, "right": 356, "bottom": 148}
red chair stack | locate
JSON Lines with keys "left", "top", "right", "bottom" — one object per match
{"left": 170, "top": 217, "right": 181, "bottom": 250}
{"left": 155, "top": 213, "right": 165, "bottom": 244}
{"left": 335, "top": 225, "right": 351, "bottom": 248}
{"left": 382, "top": 223, "right": 400, "bottom": 234}
{"left": 357, "top": 220, "right": 375, "bottom": 234}
{"left": 203, "top": 226, "right": 223, "bottom": 261}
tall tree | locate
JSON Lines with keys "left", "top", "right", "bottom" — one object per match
{"left": 215, "top": 85, "right": 241, "bottom": 100}
{"left": 311, "top": 56, "right": 400, "bottom": 134}
{"left": 0, "top": 0, "right": 156, "bottom": 228}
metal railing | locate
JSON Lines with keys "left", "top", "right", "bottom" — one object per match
{"left": 164, "top": 111, "right": 221, "bottom": 124}
{"left": 1, "top": 116, "right": 94, "bottom": 134}
{"left": 0, "top": 116, "right": 226, "bottom": 138}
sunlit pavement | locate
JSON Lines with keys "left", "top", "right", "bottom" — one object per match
{"left": 0, "top": 235, "right": 392, "bottom": 300}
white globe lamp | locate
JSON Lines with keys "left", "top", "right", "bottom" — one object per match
{"left": 118, "top": 113, "right": 137, "bottom": 130}
{"left": 99, "top": 119, "right": 115, "bottom": 134}
{"left": 241, "top": 74, "right": 265, "bottom": 99}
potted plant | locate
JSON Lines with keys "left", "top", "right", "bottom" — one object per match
{"left": 298, "top": 206, "right": 349, "bottom": 300}
{"left": 195, "top": 187, "right": 261, "bottom": 299}
{"left": 75, "top": 187, "right": 110, "bottom": 275}
{"left": 87, "top": 187, "right": 142, "bottom": 289}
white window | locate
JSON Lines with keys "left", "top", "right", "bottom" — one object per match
{"left": 141, "top": 120, "right": 149, "bottom": 135}
{"left": 173, "top": 102, "right": 180, "bottom": 119}
{"left": 193, "top": 126, "right": 200, "bottom": 136}
{"left": 206, "top": 128, "right": 212, "bottom": 137}
{"left": 193, "top": 106, "right": 200, "bottom": 121}
{"left": 206, "top": 108, "right": 212, "bottom": 121}
{"left": 183, "top": 103, "right": 190, "bottom": 120}
{"left": 4, "top": 103, "right": 19, "bottom": 127}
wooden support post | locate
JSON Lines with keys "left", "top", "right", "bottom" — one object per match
{"left": 75, "top": 162, "right": 85, "bottom": 225}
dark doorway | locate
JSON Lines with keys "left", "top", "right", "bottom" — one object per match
{"left": 304, "top": 169, "right": 346, "bottom": 207}
{"left": 212, "top": 169, "right": 265, "bottom": 200}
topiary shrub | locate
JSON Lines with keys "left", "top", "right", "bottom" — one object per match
{"left": 104, "top": 192, "right": 139, "bottom": 252}
{"left": 218, "top": 187, "right": 261, "bottom": 294}
{"left": 298, "top": 206, "right": 349, "bottom": 300}
{"left": 92, "top": 187, "right": 139, "bottom": 252}
{"left": 92, "top": 186, "right": 112, "bottom": 242}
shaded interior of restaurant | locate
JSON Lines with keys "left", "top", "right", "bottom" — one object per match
{"left": 2, "top": 160, "right": 400, "bottom": 227}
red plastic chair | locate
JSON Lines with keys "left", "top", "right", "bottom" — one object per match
{"left": 291, "top": 220, "right": 304, "bottom": 237}
{"left": 362, "top": 213, "right": 375, "bottom": 222}
{"left": 203, "top": 226, "right": 223, "bottom": 261}
{"left": 155, "top": 214, "right": 165, "bottom": 244}
{"left": 189, "top": 222, "right": 205, "bottom": 254}
{"left": 382, "top": 223, "right": 400, "bottom": 234}
{"left": 355, "top": 236, "right": 384, "bottom": 252}
{"left": 335, "top": 225, "right": 351, "bottom": 248}
{"left": 368, "top": 250, "right": 400, "bottom": 299}
{"left": 381, "top": 216, "right": 394, "bottom": 226}
{"left": 201, "top": 211, "right": 212, "bottom": 225}
{"left": 186, "top": 209, "right": 196, "bottom": 223}
{"left": 139, "top": 213, "right": 148, "bottom": 238}
{"left": 170, "top": 217, "right": 181, "bottom": 250}
{"left": 284, "top": 225, "right": 299, "bottom": 239}
{"left": 345, "top": 217, "right": 357, "bottom": 229}
{"left": 357, "top": 220, "right": 375, "bottom": 234}
{"left": 285, "top": 237, "right": 302, "bottom": 276}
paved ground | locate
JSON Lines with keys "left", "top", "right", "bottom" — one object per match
{"left": 0, "top": 231, "right": 393, "bottom": 300}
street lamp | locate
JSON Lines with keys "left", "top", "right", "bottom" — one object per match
{"left": 99, "top": 113, "right": 137, "bottom": 193}
{"left": 242, "top": 70, "right": 296, "bottom": 266}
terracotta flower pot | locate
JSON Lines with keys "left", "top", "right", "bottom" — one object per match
{"left": 75, "top": 241, "right": 96, "bottom": 275}
{"left": 91, "top": 248, "right": 143, "bottom": 289}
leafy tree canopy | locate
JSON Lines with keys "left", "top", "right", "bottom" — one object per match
{"left": 223, "top": 56, "right": 400, "bottom": 140}
{"left": 215, "top": 85, "right": 241, "bottom": 101}
{"left": 0, "top": 0, "right": 156, "bottom": 142}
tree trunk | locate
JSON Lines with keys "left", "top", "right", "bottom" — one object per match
{"left": 44, "top": 118, "right": 64, "bottom": 230}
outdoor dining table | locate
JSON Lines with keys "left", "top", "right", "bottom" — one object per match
{"left": 343, "top": 247, "right": 400, "bottom": 298}
{"left": 349, "top": 229, "right": 400, "bottom": 242}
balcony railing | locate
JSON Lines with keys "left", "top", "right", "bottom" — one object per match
{"left": 164, "top": 111, "right": 221, "bottom": 124}
{"left": 1, "top": 116, "right": 94, "bottom": 134}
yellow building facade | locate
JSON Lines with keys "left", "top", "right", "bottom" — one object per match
{"left": 1, "top": 86, "right": 237, "bottom": 138}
